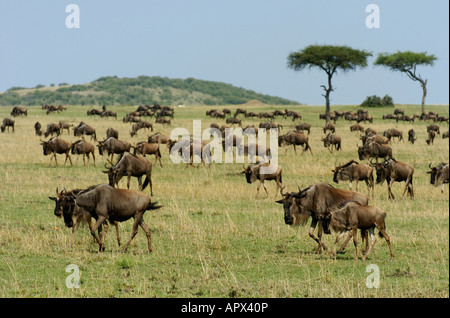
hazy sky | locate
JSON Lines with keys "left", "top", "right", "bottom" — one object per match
{"left": 0, "top": 0, "right": 448, "bottom": 105}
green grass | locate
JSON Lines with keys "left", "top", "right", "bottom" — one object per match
{"left": 0, "top": 104, "right": 448, "bottom": 297}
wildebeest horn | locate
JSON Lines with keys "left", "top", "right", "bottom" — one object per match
{"left": 55, "top": 187, "right": 59, "bottom": 194}
{"left": 280, "top": 186, "right": 286, "bottom": 196}
{"left": 428, "top": 163, "right": 432, "bottom": 169}
{"left": 297, "top": 185, "right": 302, "bottom": 193}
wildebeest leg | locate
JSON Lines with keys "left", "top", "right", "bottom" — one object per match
{"left": 378, "top": 227, "right": 394, "bottom": 260}
{"left": 91, "top": 152, "right": 95, "bottom": 166}
{"left": 293, "top": 144, "right": 297, "bottom": 155}
{"left": 51, "top": 152, "right": 57, "bottom": 167}
{"left": 401, "top": 176, "right": 411, "bottom": 198}
{"left": 112, "top": 221, "right": 121, "bottom": 246}
{"left": 122, "top": 213, "right": 143, "bottom": 253}
{"left": 308, "top": 219, "right": 327, "bottom": 253}
{"left": 332, "top": 230, "right": 348, "bottom": 259}
{"left": 388, "top": 180, "right": 395, "bottom": 199}
{"left": 90, "top": 216, "right": 107, "bottom": 252}
{"left": 138, "top": 218, "right": 152, "bottom": 253}
{"left": 352, "top": 228, "right": 359, "bottom": 260}
{"left": 362, "top": 227, "right": 377, "bottom": 261}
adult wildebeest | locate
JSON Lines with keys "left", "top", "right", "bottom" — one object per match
{"left": 295, "top": 123, "right": 311, "bottom": 135}
{"left": 322, "top": 133, "right": 341, "bottom": 152}
{"left": 71, "top": 140, "right": 96, "bottom": 166}
{"left": 278, "top": 132, "right": 312, "bottom": 155}
{"left": 11, "top": 106, "right": 27, "bottom": 117}
{"left": 233, "top": 108, "right": 246, "bottom": 118}
{"left": 241, "top": 163, "right": 282, "bottom": 198}
{"left": 101, "top": 110, "right": 117, "bottom": 119}
{"left": 132, "top": 141, "right": 162, "bottom": 167}
{"left": 427, "top": 124, "right": 440, "bottom": 135}
{"left": 97, "top": 137, "right": 131, "bottom": 162}
{"left": 427, "top": 163, "right": 449, "bottom": 193}
{"left": 103, "top": 152, "right": 153, "bottom": 196}
{"left": 55, "top": 184, "right": 161, "bottom": 253}
{"left": 87, "top": 108, "right": 103, "bottom": 116}
{"left": 443, "top": 131, "right": 449, "bottom": 139}
{"left": 372, "top": 158, "right": 414, "bottom": 199}
{"left": 73, "top": 122, "right": 97, "bottom": 141}
{"left": 1, "top": 118, "right": 15, "bottom": 133}
{"left": 226, "top": 118, "right": 242, "bottom": 127}
{"left": 383, "top": 128, "right": 403, "bottom": 143}
{"left": 322, "top": 201, "right": 394, "bottom": 261}
{"left": 323, "top": 122, "right": 336, "bottom": 134}
{"left": 332, "top": 160, "right": 374, "bottom": 197}
{"left": 34, "top": 121, "right": 42, "bottom": 136}
{"left": 358, "top": 142, "right": 393, "bottom": 163}
{"left": 362, "top": 134, "right": 389, "bottom": 146}
{"left": 130, "top": 121, "right": 154, "bottom": 137}
{"left": 426, "top": 130, "right": 436, "bottom": 145}
{"left": 58, "top": 121, "right": 71, "bottom": 135}
{"left": 155, "top": 118, "right": 171, "bottom": 125}
{"left": 106, "top": 127, "right": 119, "bottom": 139}
{"left": 49, "top": 188, "right": 121, "bottom": 248}
{"left": 275, "top": 183, "right": 369, "bottom": 254}
{"left": 350, "top": 124, "right": 364, "bottom": 133}
{"left": 408, "top": 129, "right": 416, "bottom": 144}
{"left": 43, "top": 122, "right": 61, "bottom": 138}
{"left": 148, "top": 132, "right": 170, "bottom": 146}
{"left": 40, "top": 137, "right": 73, "bottom": 167}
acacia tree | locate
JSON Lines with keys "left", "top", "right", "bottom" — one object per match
{"left": 287, "top": 45, "right": 372, "bottom": 122}
{"left": 374, "top": 51, "right": 437, "bottom": 114}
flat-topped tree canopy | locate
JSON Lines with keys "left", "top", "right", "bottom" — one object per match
{"left": 375, "top": 51, "right": 437, "bottom": 114}
{"left": 287, "top": 45, "right": 372, "bottom": 123}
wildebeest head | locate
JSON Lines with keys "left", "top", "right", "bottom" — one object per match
{"left": 48, "top": 188, "right": 76, "bottom": 227}
{"left": 241, "top": 165, "right": 257, "bottom": 183}
{"left": 427, "top": 163, "right": 447, "bottom": 185}
{"left": 97, "top": 140, "right": 105, "bottom": 155}
{"left": 102, "top": 162, "right": 118, "bottom": 187}
{"left": 357, "top": 145, "right": 367, "bottom": 160}
{"left": 40, "top": 139, "right": 52, "bottom": 156}
{"left": 371, "top": 159, "right": 391, "bottom": 184}
{"left": 275, "top": 186, "right": 310, "bottom": 226}
{"left": 331, "top": 164, "right": 341, "bottom": 183}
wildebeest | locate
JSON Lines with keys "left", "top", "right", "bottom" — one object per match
{"left": 148, "top": 132, "right": 170, "bottom": 146}
{"left": 10, "top": 106, "right": 27, "bottom": 117}
{"left": 132, "top": 141, "right": 162, "bottom": 167}
{"left": 372, "top": 158, "right": 414, "bottom": 199}
{"left": 241, "top": 163, "right": 282, "bottom": 198}
{"left": 278, "top": 132, "right": 312, "bottom": 155}
{"left": 322, "top": 133, "right": 341, "bottom": 152}
{"left": 73, "top": 122, "right": 97, "bottom": 141}
{"left": 275, "top": 183, "right": 369, "bottom": 254}
{"left": 322, "top": 201, "right": 394, "bottom": 261}
{"left": 358, "top": 142, "right": 393, "bottom": 163}
{"left": 71, "top": 140, "right": 96, "bottom": 166}
{"left": 87, "top": 108, "right": 103, "bottom": 116}
{"left": 427, "top": 163, "right": 449, "bottom": 193}
{"left": 350, "top": 124, "right": 364, "bottom": 133}
{"left": 55, "top": 184, "right": 161, "bottom": 252}
{"left": 226, "top": 118, "right": 242, "bottom": 127}
{"left": 97, "top": 137, "right": 131, "bottom": 162}
{"left": 40, "top": 137, "right": 73, "bottom": 167}
{"left": 443, "top": 131, "right": 449, "bottom": 139}
{"left": 130, "top": 121, "right": 154, "bottom": 137}
{"left": 295, "top": 123, "right": 311, "bottom": 134}
{"left": 49, "top": 188, "right": 121, "bottom": 247}
{"left": 103, "top": 152, "right": 153, "bottom": 196}
{"left": 1, "top": 118, "right": 15, "bottom": 133}
{"left": 426, "top": 130, "right": 436, "bottom": 145}
{"left": 34, "top": 121, "right": 42, "bottom": 136}
{"left": 427, "top": 124, "right": 440, "bottom": 135}
{"left": 323, "top": 122, "right": 336, "bottom": 134}
{"left": 383, "top": 128, "right": 403, "bottom": 143}
{"left": 43, "top": 122, "right": 61, "bottom": 138}
{"left": 106, "top": 127, "right": 119, "bottom": 139}
{"left": 101, "top": 110, "right": 117, "bottom": 119}
{"left": 155, "top": 118, "right": 171, "bottom": 125}
{"left": 332, "top": 160, "right": 374, "bottom": 197}
{"left": 408, "top": 129, "right": 416, "bottom": 144}
{"left": 233, "top": 108, "right": 246, "bottom": 118}
{"left": 58, "top": 121, "right": 71, "bottom": 135}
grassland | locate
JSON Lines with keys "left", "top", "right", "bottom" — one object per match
{"left": 0, "top": 103, "right": 448, "bottom": 298}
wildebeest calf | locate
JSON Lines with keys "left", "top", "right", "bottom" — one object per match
{"left": 242, "top": 163, "right": 282, "bottom": 198}
{"left": 322, "top": 201, "right": 394, "bottom": 261}
{"left": 1, "top": 118, "right": 15, "bottom": 133}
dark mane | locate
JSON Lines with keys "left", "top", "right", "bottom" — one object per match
{"left": 341, "top": 159, "right": 358, "bottom": 168}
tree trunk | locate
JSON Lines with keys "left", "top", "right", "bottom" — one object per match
{"left": 323, "top": 73, "right": 333, "bottom": 124}
{"left": 421, "top": 79, "right": 427, "bottom": 115}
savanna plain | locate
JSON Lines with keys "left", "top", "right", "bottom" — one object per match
{"left": 0, "top": 103, "right": 448, "bottom": 298}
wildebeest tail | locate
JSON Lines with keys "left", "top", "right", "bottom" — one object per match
{"left": 147, "top": 201, "right": 162, "bottom": 211}
{"left": 142, "top": 176, "right": 149, "bottom": 191}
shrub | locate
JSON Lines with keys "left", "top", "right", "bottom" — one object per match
{"left": 361, "top": 94, "right": 394, "bottom": 107}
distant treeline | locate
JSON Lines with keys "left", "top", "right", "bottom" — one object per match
{"left": 0, "top": 76, "right": 301, "bottom": 106}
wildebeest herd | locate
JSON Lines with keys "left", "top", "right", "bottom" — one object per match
{"left": 2, "top": 104, "right": 449, "bottom": 260}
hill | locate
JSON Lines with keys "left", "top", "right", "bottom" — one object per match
{"left": 0, "top": 76, "right": 301, "bottom": 106}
